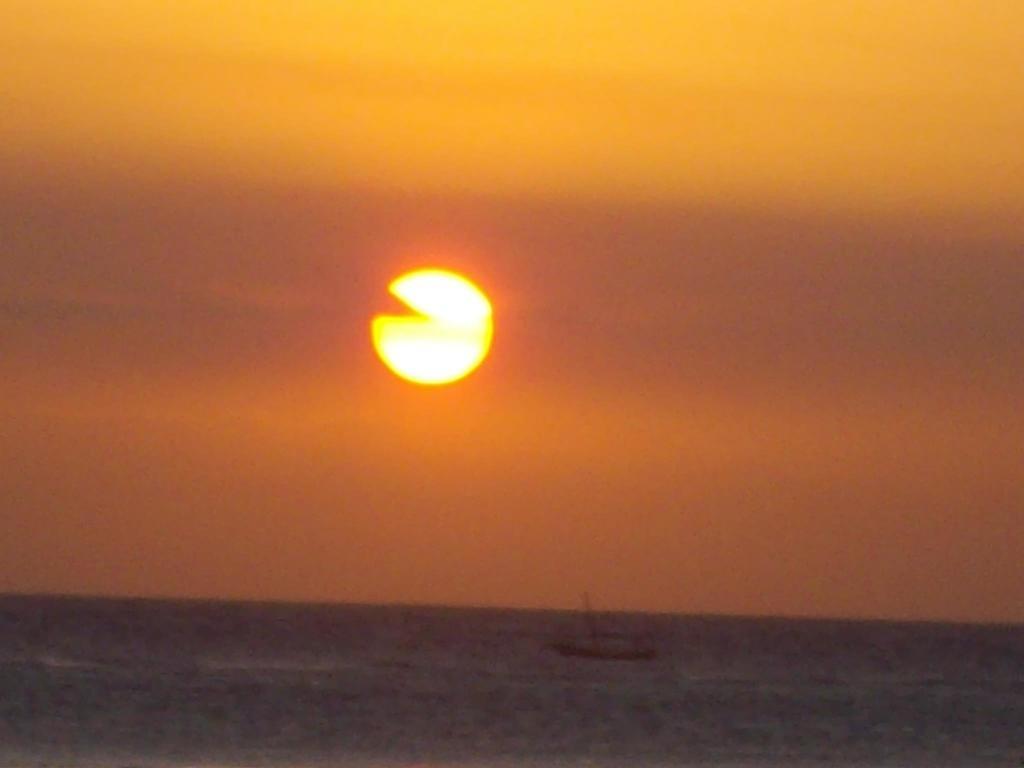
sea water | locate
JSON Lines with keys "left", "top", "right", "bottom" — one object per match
{"left": 0, "top": 595, "right": 1021, "bottom": 767}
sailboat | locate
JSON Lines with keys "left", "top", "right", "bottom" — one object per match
{"left": 547, "top": 593, "right": 656, "bottom": 661}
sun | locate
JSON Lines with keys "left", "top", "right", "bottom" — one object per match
{"left": 372, "top": 268, "right": 493, "bottom": 385}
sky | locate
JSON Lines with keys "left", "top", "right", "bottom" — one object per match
{"left": 1, "top": 2, "right": 1022, "bottom": 622}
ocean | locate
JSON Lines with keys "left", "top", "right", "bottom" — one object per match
{"left": 0, "top": 595, "right": 1021, "bottom": 767}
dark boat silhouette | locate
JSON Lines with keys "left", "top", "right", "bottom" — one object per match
{"left": 547, "top": 593, "right": 656, "bottom": 661}
{"left": 547, "top": 638, "right": 656, "bottom": 661}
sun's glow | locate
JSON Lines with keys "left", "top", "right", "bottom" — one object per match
{"left": 372, "top": 268, "right": 493, "bottom": 385}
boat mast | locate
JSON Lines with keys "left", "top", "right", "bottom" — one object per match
{"left": 582, "top": 592, "right": 598, "bottom": 642}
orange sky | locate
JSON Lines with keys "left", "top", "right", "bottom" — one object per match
{"left": 1, "top": 2, "right": 1022, "bottom": 622}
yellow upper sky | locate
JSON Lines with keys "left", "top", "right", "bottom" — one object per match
{"left": 4, "top": 1, "right": 1023, "bottom": 213}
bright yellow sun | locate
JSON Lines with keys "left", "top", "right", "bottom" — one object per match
{"left": 372, "top": 268, "right": 493, "bottom": 385}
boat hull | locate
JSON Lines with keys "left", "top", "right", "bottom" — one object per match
{"left": 547, "top": 641, "right": 656, "bottom": 661}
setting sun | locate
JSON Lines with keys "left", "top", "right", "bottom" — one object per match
{"left": 372, "top": 268, "right": 493, "bottom": 385}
